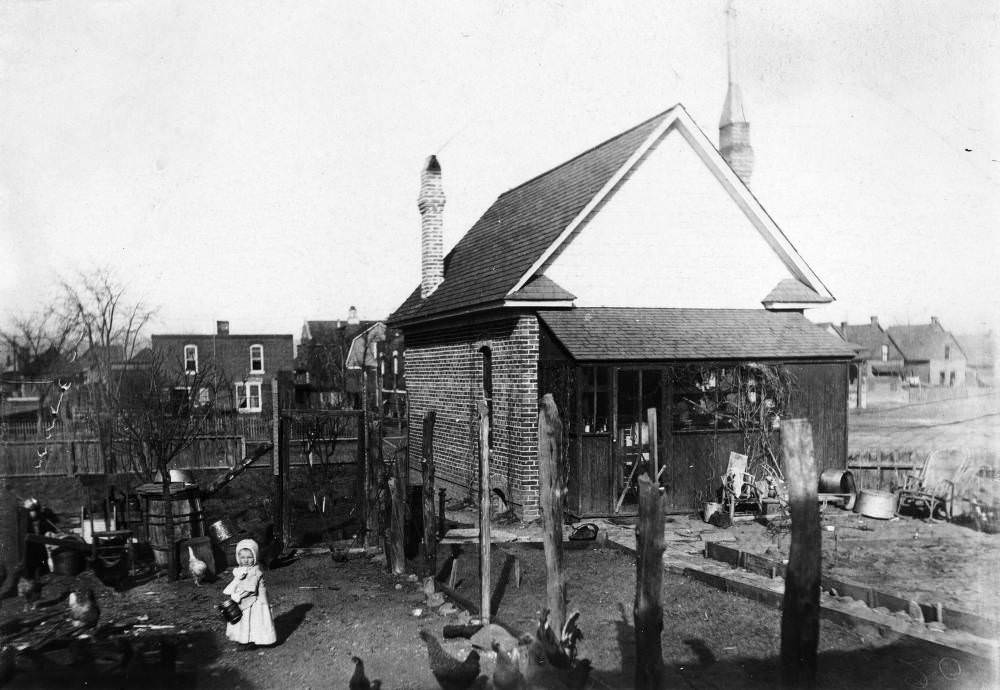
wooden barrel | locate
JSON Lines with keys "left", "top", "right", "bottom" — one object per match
{"left": 137, "top": 483, "right": 206, "bottom": 568}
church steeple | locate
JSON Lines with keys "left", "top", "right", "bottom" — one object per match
{"left": 719, "top": 0, "right": 754, "bottom": 185}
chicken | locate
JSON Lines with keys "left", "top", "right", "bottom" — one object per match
{"left": 188, "top": 545, "right": 209, "bottom": 586}
{"left": 349, "top": 656, "right": 382, "bottom": 690}
{"left": 491, "top": 641, "right": 526, "bottom": 690}
{"left": 419, "top": 629, "right": 481, "bottom": 690}
{"left": 68, "top": 589, "right": 100, "bottom": 629}
{"left": 257, "top": 523, "right": 284, "bottom": 569}
{"left": 17, "top": 567, "right": 42, "bottom": 611}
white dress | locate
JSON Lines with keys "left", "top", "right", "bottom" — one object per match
{"left": 222, "top": 565, "right": 277, "bottom": 645}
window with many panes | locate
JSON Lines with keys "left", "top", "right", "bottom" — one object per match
{"left": 236, "top": 381, "right": 262, "bottom": 412}
{"left": 250, "top": 344, "right": 264, "bottom": 373}
{"left": 881, "top": 344, "right": 888, "bottom": 362}
{"left": 184, "top": 345, "right": 198, "bottom": 373}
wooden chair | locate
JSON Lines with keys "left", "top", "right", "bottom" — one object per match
{"left": 722, "top": 452, "right": 761, "bottom": 519}
{"left": 895, "top": 475, "right": 955, "bottom": 520}
{"left": 895, "top": 451, "right": 968, "bottom": 521}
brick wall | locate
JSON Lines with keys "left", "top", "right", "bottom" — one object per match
{"left": 151, "top": 333, "right": 295, "bottom": 411}
{"left": 405, "top": 313, "right": 541, "bottom": 519}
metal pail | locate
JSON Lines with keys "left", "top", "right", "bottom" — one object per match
{"left": 208, "top": 518, "right": 236, "bottom": 543}
{"left": 819, "top": 469, "right": 857, "bottom": 495}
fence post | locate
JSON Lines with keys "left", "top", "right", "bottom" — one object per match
{"left": 477, "top": 400, "right": 491, "bottom": 626}
{"left": 421, "top": 411, "right": 437, "bottom": 577}
{"left": 634, "top": 474, "right": 665, "bottom": 689}
{"left": 780, "top": 419, "right": 821, "bottom": 687}
{"left": 538, "top": 393, "right": 565, "bottom": 634}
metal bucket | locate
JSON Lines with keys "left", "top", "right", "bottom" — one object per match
{"left": 819, "top": 469, "right": 857, "bottom": 495}
{"left": 217, "top": 599, "right": 242, "bottom": 624}
{"left": 208, "top": 518, "right": 236, "bottom": 543}
{"left": 854, "top": 489, "right": 895, "bottom": 519}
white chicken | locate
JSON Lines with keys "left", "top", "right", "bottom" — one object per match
{"left": 188, "top": 545, "right": 209, "bottom": 586}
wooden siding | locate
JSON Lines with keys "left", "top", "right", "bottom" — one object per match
{"left": 784, "top": 361, "right": 849, "bottom": 475}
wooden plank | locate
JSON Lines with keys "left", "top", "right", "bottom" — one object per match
{"left": 942, "top": 607, "right": 1000, "bottom": 639}
{"left": 538, "top": 393, "right": 566, "bottom": 634}
{"left": 780, "top": 419, "right": 821, "bottom": 687}
{"left": 704, "top": 541, "right": 741, "bottom": 568}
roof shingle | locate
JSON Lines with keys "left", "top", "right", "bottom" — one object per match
{"left": 538, "top": 308, "right": 855, "bottom": 361}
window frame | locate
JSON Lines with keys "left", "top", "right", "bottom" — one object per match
{"left": 236, "top": 381, "right": 263, "bottom": 412}
{"left": 184, "top": 344, "right": 198, "bottom": 374}
{"left": 880, "top": 344, "right": 889, "bottom": 362}
{"left": 249, "top": 344, "right": 264, "bottom": 373}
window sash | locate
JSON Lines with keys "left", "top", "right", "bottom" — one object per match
{"left": 184, "top": 345, "right": 198, "bottom": 372}
{"left": 250, "top": 345, "right": 264, "bottom": 372}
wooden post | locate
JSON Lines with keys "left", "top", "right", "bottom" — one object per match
{"left": 388, "top": 475, "right": 405, "bottom": 574}
{"left": 634, "top": 473, "right": 664, "bottom": 690}
{"left": 477, "top": 400, "right": 491, "bottom": 626}
{"left": 361, "top": 374, "right": 371, "bottom": 547}
{"left": 271, "top": 378, "right": 282, "bottom": 545}
{"left": 780, "top": 419, "right": 821, "bottom": 687}
{"left": 647, "top": 407, "right": 658, "bottom": 481}
{"left": 538, "top": 393, "right": 566, "bottom": 634}
{"left": 421, "top": 411, "right": 437, "bottom": 577}
{"left": 438, "top": 488, "right": 447, "bottom": 539}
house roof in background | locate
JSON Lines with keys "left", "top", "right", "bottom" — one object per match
{"left": 839, "top": 322, "right": 905, "bottom": 361}
{"left": 538, "top": 308, "right": 855, "bottom": 361}
{"left": 886, "top": 322, "right": 965, "bottom": 361}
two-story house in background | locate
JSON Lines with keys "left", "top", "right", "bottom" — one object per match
{"left": 827, "top": 316, "right": 906, "bottom": 408}
{"left": 151, "top": 321, "right": 295, "bottom": 414}
{"left": 887, "top": 317, "right": 967, "bottom": 388}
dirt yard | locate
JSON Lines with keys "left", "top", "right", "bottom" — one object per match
{"left": 1, "top": 532, "right": 996, "bottom": 689}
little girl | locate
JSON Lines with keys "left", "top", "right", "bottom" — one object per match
{"left": 222, "top": 539, "right": 277, "bottom": 648}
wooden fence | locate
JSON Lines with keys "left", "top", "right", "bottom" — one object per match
{"left": 847, "top": 447, "right": 998, "bottom": 493}
{"left": 0, "top": 410, "right": 366, "bottom": 478}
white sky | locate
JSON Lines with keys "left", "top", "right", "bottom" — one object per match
{"left": 1, "top": 0, "right": 997, "bottom": 338}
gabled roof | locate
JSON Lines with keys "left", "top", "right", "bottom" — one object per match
{"left": 538, "top": 308, "right": 854, "bottom": 361}
{"left": 390, "top": 103, "right": 833, "bottom": 327}
{"left": 838, "top": 323, "right": 904, "bottom": 362}
{"left": 886, "top": 322, "right": 965, "bottom": 362}
{"left": 761, "top": 279, "right": 832, "bottom": 307}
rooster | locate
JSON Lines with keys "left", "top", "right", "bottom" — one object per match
{"left": 419, "top": 629, "right": 481, "bottom": 690}
{"left": 187, "top": 545, "right": 209, "bottom": 586}
{"left": 68, "top": 589, "right": 100, "bottom": 629}
{"left": 349, "top": 656, "right": 381, "bottom": 690}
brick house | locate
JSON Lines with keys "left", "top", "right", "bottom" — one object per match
{"left": 389, "top": 103, "right": 853, "bottom": 520}
{"left": 887, "top": 317, "right": 968, "bottom": 387}
{"left": 151, "top": 321, "right": 295, "bottom": 414}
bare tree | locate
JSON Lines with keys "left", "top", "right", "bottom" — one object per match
{"left": 60, "top": 267, "right": 156, "bottom": 470}
{"left": 115, "top": 352, "right": 230, "bottom": 579}
{"left": 0, "top": 306, "right": 83, "bottom": 432}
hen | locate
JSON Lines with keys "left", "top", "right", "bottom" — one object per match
{"left": 17, "top": 567, "right": 42, "bottom": 611}
{"left": 491, "top": 641, "right": 526, "bottom": 690}
{"left": 188, "top": 545, "right": 209, "bottom": 586}
{"left": 419, "top": 629, "right": 481, "bottom": 690}
{"left": 349, "top": 656, "right": 382, "bottom": 690}
{"left": 68, "top": 589, "right": 100, "bottom": 629}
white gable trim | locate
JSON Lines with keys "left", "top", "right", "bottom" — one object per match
{"left": 505, "top": 104, "right": 834, "bottom": 302}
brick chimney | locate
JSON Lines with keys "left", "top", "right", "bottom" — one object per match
{"left": 719, "top": 1, "right": 754, "bottom": 185}
{"left": 870, "top": 316, "right": 879, "bottom": 328}
{"left": 347, "top": 306, "right": 359, "bottom": 325}
{"left": 217, "top": 320, "right": 230, "bottom": 336}
{"left": 418, "top": 155, "right": 445, "bottom": 299}
{"left": 931, "top": 316, "right": 940, "bottom": 328}
{"left": 840, "top": 321, "right": 847, "bottom": 333}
